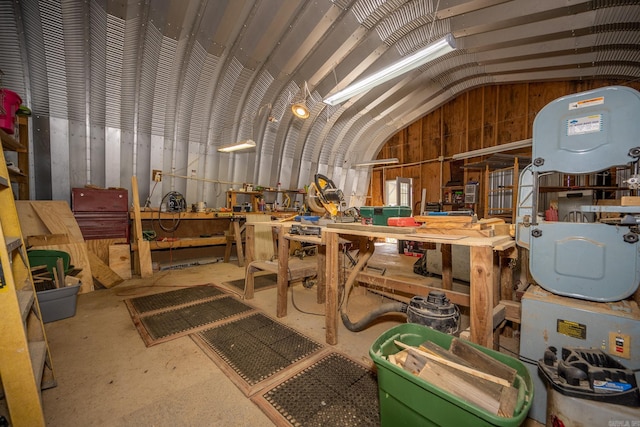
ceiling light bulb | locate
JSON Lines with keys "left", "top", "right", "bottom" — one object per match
{"left": 291, "top": 103, "right": 310, "bottom": 119}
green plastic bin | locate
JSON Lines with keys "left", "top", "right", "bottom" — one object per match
{"left": 369, "top": 323, "right": 533, "bottom": 427}
{"left": 27, "top": 249, "right": 72, "bottom": 278}
{"left": 360, "top": 206, "right": 412, "bottom": 225}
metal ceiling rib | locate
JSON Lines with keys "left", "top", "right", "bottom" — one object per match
{"left": 90, "top": 2, "right": 107, "bottom": 127}
{"left": 39, "top": 0, "right": 67, "bottom": 119}
{"left": 0, "top": 3, "right": 25, "bottom": 96}
{"left": 147, "top": 25, "right": 170, "bottom": 137}
{"left": 1, "top": 0, "right": 639, "bottom": 207}
{"left": 376, "top": 0, "right": 434, "bottom": 45}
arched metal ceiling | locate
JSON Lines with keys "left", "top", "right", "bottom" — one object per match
{"left": 0, "top": 0, "right": 639, "bottom": 207}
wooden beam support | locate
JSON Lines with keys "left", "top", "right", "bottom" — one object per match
{"left": 470, "top": 246, "right": 494, "bottom": 348}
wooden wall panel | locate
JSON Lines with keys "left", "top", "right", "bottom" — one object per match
{"left": 386, "top": 130, "right": 404, "bottom": 162}
{"left": 467, "top": 87, "right": 484, "bottom": 152}
{"left": 483, "top": 85, "right": 497, "bottom": 149}
{"left": 421, "top": 162, "right": 441, "bottom": 203}
{"left": 367, "top": 80, "right": 640, "bottom": 207}
{"left": 406, "top": 121, "right": 422, "bottom": 164}
{"left": 527, "top": 82, "right": 570, "bottom": 138}
{"left": 443, "top": 95, "right": 467, "bottom": 157}
{"left": 497, "top": 83, "right": 528, "bottom": 145}
{"left": 422, "top": 109, "right": 441, "bottom": 159}
{"left": 370, "top": 169, "right": 383, "bottom": 206}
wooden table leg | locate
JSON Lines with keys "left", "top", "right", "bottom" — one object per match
{"left": 276, "top": 225, "right": 289, "bottom": 318}
{"left": 316, "top": 244, "right": 326, "bottom": 304}
{"left": 233, "top": 220, "right": 245, "bottom": 267}
{"left": 325, "top": 231, "right": 339, "bottom": 345}
{"left": 470, "top": 246, "right": 494, "bottom": 348}
{"left": 244, "top": 224, "right": 255, "bottom": 266}
{"left": 441, "top": 243, "right": 452, "bottom": 290}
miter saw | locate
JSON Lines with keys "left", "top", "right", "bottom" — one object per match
{"left": 306, "top": 173, "right": 358, "bottom": 222}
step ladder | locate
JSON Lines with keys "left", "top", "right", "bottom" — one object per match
{"left": 0, "top": 134, "right": 55, "bottom": 425}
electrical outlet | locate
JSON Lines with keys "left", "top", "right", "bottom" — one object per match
{"left": 152, "top": 170, "right": 162, "bottom": 182}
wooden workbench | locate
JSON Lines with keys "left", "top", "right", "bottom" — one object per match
{"left": 129, "top": 210, "right": 255, "bottom": 271}
{"left": 322, "top": 224, "right": 515, "bottom": 348}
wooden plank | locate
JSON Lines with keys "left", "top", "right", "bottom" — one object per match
{"left": 621, "top": 196, "right": 640, "bottom": 206}
{"left": 415, "top": 215, "right": 473, "bottom": 223}
{"left": 449, "top": 338, "right": 517, "bottom": 384}
{"left": 246, "top": 215, "right": 275, "bottom": 261}
{"left": 277, "top": 225, "right": 289, "bottom": 317}
{"left": 416, "top": 227, "right": 494, "bottom": 237}
{"left": 326, "top": 222, "right": 417, "bottom": 235}
{"left": 498, "top": 300, "right": 521, "bottom": 323}
{"left": 403, "top": 350, "right": 427, "bottom": 374}
{"left": 131, "top": 176, "right": 153, "bottom": 277}
{"left": 86, "top": 238, "right": 127, "bottom": 264}
{"left": 356, "top": 271, "right": 471, "bottom": 307}
{"left": 470, "top": 246, "right": 494, "bottom": 348}
{"left": 25, "top": 233, "right": 71, "bottom": 246}
{"left": 16, "top": 201, "right": 52, "bottom": 236}
{"left": 109, "top": 244, "right": 131, "bottom": 280}
{"left": 30, "top": 201, "right": 85, "bottom": 242}
{"left": 493, "top": 304, "right": 506, "bottom": 330}
{"left": 325, "top": 231, "right": 339, "bottom": 345}
{"left": 37, "top": 243, "right": 93, "bottom": 293}
{"left": 88, "top": 250, "right": 124, "bottom": 288}
{"left": 394, "top": 341, "right": 510, "bottom": 387}
{"left": 440, "top": 243, "right": 452, "bottom": 290}
{"left": 419, "top": 359, "right": 501, "bottom": 415}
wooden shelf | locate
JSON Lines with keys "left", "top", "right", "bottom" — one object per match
{"left": 1, "top": 116, "right": 30, "bottom": 199}
{"left": 0, "top": 127, "right": 26, "bottom": 152}
{"left": 539, "top": 186, "right": 628, "bottom": 193}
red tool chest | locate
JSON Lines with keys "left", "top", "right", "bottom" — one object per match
{"left": 72, "top": 187, "right": 130, "bottom": 241}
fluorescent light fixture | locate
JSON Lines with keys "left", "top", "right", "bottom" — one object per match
{"left": 323, "top": 34, "right": 456, "bottom": 106}
{"left": 451, "top": 138, "right": 532, "bottom": 160}
{"left": 291, "top": 102, "right": 310, "bottom": 119}
{"left": 217, "top": 139, "right": 256, "bottom": 153}
{"left": 354, "top": 158, "right": 399, "bottom": 167}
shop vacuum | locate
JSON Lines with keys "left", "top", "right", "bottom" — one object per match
{"left": 341, "top": 290, "right": 460, "bottom": 334}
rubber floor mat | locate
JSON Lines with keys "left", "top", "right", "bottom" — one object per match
{"left": 127, "top": 284, "right": 225, "bottom": 314}
{"left": 192, "top": 312, "right": 324, "bottom": 396}
{"left": 252, "top": 352, "right": 380, "bottom": 427}
{"left": 223, "top": 273, "right": 277, "bottom": 294}
{"left": 125, "top": 284, "right": 256, "bottom": 346}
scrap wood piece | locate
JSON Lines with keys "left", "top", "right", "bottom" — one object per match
{"left": 28, "top": 201, "right": 85, "bottom": 242}
{"left": 131, "top": 175, "right": 153, "bottom": 278}
{"left": 414, "top": 215, "right": 473, "bottom": 224}
{"left": 37, "top": 243, "right": 94, "bottom": 293}
{"left": 419, "top": 358, "right": 518, "bottom": 417}
{"left": 415, "top": 227, "right": 494, "bottom": 238}
{"left": 108, "top": 244, "right": 132, "bottom": 280}
{"left": 87, "top": 250, "right": 124, "bottom": 288}
{"left": 419, "top": 340, "right": 474, "bottom": 368}
{"left": 449, "top": 338, "right": 517, "bottom": 385}
{"left": 26, "top": 233, "right": 71, "bottom": 247}
{"left": 393, "top": 340, "right": 510, "bottom": 387}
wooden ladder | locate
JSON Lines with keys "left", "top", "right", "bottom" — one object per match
{"left": 0, "top": 136, "right": 56, "bottom": 425}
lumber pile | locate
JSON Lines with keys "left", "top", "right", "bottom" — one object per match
{"left": 413, "top": 215, "right": 505, "bottom": 238}
{"left": 17, "top": 201, "right": 126, "bottom": 292}
{"left": 388, "top": 337, "right": 520, "bottom": 418}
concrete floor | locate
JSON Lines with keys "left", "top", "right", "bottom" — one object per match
{"left": 1, "top": 244, "right": 543, "bottom": 426}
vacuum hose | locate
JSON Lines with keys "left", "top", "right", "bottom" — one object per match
{"left": 341, "top": 302, "right": 408, "bottom": 332}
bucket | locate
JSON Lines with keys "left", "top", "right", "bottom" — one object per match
{"left": 0, "top": 89, "right": 22, "bottom": 134}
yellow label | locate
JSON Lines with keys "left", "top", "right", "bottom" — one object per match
{"left": 557, "top": 319, "right": 586, "bottom": 339}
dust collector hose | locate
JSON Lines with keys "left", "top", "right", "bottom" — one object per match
{"left": 340, "top": 240, "right": 401, "bottom": 332}
{"left": 341, "top": 302, "right": 408, "bottom": 332}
